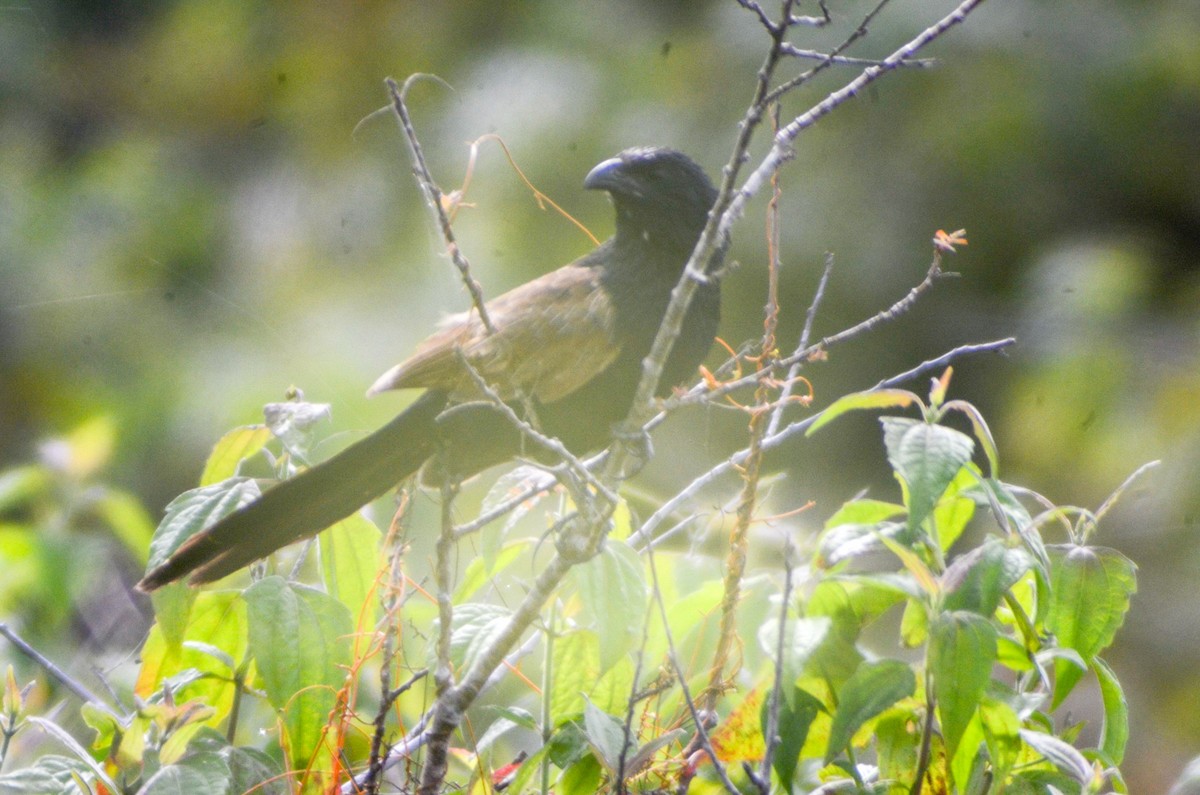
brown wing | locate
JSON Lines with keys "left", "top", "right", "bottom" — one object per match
{"left": 367, "top": 264, "right": 620, "bottom": 404}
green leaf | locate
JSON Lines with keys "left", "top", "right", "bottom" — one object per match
{"left": 942, "top": 536, "right": 1033, "bottom": 617}
{"left": 140, "top": 751, "right": 232, "bottom": 795}
{"left": 200, "top": 425, "right": 272, "bottom": 486}
{"left": 243, "top": 577, "right": 353, "bottom": 775}
{"left": 582, "top": 698, "right": 631, "bottom": 774}
{"left": 560, "top": 752, "right": 603, "bottom": 795}
{"left": 807, "top": 579, "right": 905, "bottom": 641}
{"left": 816, "top": 520, "right": 907, "bottom": 568}
{"left": 978, "top": 697, "right": 1022, "bottom": 781}
{"left": 929, "top": 611, "right": 997, "bottom": 760}
{"left": 824, "top": 498, "right": 906, "bottom": 527}
{"left": 550, "top": 630, "right": 601, "bottom": 724}
{"left": 137, "top": 591, "right": 248, "bottom": 723}
{"left": 757, "top": 617, "right": 830, "bottom": 687}
{"left": 1045, "top": 544, "right": 1137, "bottom": 707}
{"left": 880, "top": 417, "right": 975, "bottom": 531}
{"left": 0, "top": 755, "right": 94, "bottom": 793}
{"left": 26, "top": 717, "right": 120, "bottom": 793}
{"left": 762, "top": 686, "right": 822, "bottom": 793}
{"left": 445, "top": 602, "right": 513, "bottom": 675}
{"left": 223, "top": 746, "right": 287, "bottom": 795}
{"left": 146, "top": 478, "right": 263, "bottom": 572}
{"left": 1094, "top": 656, "right": 1129, "bottom": 764}
{"left": 806, "top": 389, "right": 922, "bottom": 435}
{"left": 318, "top": 513, "right": 380, "bottom": 619}
{"left": 930, "top": 465, "right": 977, "bottom": 551}
{"left": 824, "top": 659, "right": 915, "bottom": 764}
{"left": 455, "top": 539, "right": 531, "bottom": 601}
{"left": 1018, "top": 728, "right": 1093, "bottom": 784}
{"left": 941, "top": 399, "right": 1000, "bottom": 477}
{"left": 568, "top": 539, "right": 647, "bottom": 672}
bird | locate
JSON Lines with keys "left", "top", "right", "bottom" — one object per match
{"left": 137, "top": 147, "right": 724, "bottom": 591}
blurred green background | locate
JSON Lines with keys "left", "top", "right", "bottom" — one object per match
{"left": 1, "top": 0, "right": 1197, "bottom": 789}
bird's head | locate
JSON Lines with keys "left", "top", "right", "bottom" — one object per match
{"left": 584, "top": 147, "right": 718, "bottom": 255}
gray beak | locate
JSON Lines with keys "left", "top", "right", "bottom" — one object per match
{"left": 583, "top": 156, "right": 635, "bottom": 195}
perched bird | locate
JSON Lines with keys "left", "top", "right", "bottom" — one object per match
{"left": 138, "top": 147, "right": 723, "bottom": 591}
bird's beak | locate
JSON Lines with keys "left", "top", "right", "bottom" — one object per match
{"left": 584, "top": 156, "right": 639, "bottom": 197}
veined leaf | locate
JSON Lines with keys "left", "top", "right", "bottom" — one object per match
{"left": 1045, "top": 544, "right": 1136, "bottom": 707}
{"left": 880, "top": 417, "right": 975, "bottom": 532}
{"left": 929, "top": 611, "right": 997, "bottom": 759}
{"left": 244, "top": 577, "right": 353, "bottom": 778}
{"left": 824, "top": 660, "right": 915, "bottom": 764}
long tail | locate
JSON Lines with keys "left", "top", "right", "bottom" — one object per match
{"left": 137, "top": 391, "right": 448, "bottom": 590}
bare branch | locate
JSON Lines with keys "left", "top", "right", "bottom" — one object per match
{"left": 385, "top": 75, "right": 497, "bottom": 335}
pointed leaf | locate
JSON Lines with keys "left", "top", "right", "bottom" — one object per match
{"left": 943, "top": 537, "right": 1033, "bottom": 617}
{"left": 824, "top": 660, "right": 915, "bottom": 764}
{"left": 880, "top": 417, "right": 975, "bottom": 530}
{"left": 201, "top": 425, "right": 272, "bottom": 486}
{"left": 568, "top": 539, "right": 647, "bottom": 671}
{"left": 1094, "top": 656, "right": 1129, "bottom": 764}
{"left": 319, "top": 513, "right": 381, "bottom": 622}
{"left": 1019, "top": 728, "right": 1093, "bottom": 784}
{"left": 806, "top": 389, "right": 921, "bottom": 435}
{"left": 929, "top": 611, "right": 997, "bottom": 758}
{"left": 1045, "top": 545, "right": 1136, "bottom": 706}
{"left": 446, "top": 602, "right": 513, "bottom": 675}
{"left": 145, "top": 478, "right": 263, "bottom": 572}
{"left": 581, "top": 698, "right": 630, "bottom": 773}
{"left": 762, "top": 686, "right": 823, "bottom": 793}
{"left": 244, "top": 577, "right": 353, "bottom": 775}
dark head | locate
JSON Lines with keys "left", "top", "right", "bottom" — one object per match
{"left": 584, "top": 147, "right": 718, "bottom": 256}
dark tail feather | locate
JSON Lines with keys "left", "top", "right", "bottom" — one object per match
{"left": 137, "top": 391, "right": 447, "bottom": 591}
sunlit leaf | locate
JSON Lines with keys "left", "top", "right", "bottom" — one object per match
{"left": 318, "top": 512, "right": 381, "bottom": 627}
{"left": 244, "top": 577, "right": 353, "bottom": 778}
{"left": 806, "top": 389, "right": 922, "bottom": 435}
{"left": 942, "top": 536, "right": 1033, "bottom": 617}
{"left": 930, "top": 465, "right": 977, "bottom": 552}
{"left": 929, "top": 611, "right": 997, "bottom": 759}
{"left": 824, "top": 660, "right": 915, "bottom": 764}
{"left": 200, "top": 425, "right": 272, "bottom": 486}
{"left": 710, "top": 687, "right": 766, "bottom": 762}
{"left": 135, "top": 591, "right": 248, "bottom": 724}
{"left": 824, "top": 498, "right": 906, "bottom": 527}
{"left": 550, "top": 630, "right": 601, "bottom": 724}
{"left": 456, "top": 539, "right": 531, "bottom": 602}
{"left": 581, "top": 698, "right": 630, "bottom": 773}
{"left": 1094, "top": 656, "right": 1129, "bottom": 764}
{"left": 880, "top": 417, "right": 975, "bottom": 531}
{"left": 1045, "top": 544, "right": 1136, "bottom": 707}
{"left": 761, "top": 685, "right": 822, "bottom": 793}
{"left": 1019, "top": 728, "right": 1093, "bottom": 784}
{"left": 568, "top": 539, "right": 646, "bottom": 672}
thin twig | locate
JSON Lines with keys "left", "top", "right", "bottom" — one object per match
{"left": 632, "top": 338, "right": 1016, "bottom": 551}
{"left": 779, "top": 43, "right": 935, "bottom": 68}
{"left": 758, "top": 535, "right": 797, "bottom": 791}
{"left": 644, "top": 539, "right": 741, "bottom": 795}
{"left": 0, "top": 624, "right": 109, "bottom": 711}
{"left": 385, "top": 75, "right": 496, "bottom": 335}
{"left": 767, "top": 251, "right": 835, "bottom": 437}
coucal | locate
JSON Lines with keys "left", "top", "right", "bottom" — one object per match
{"left": 138, "top": 147, "right": 723, "bottom": 591}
